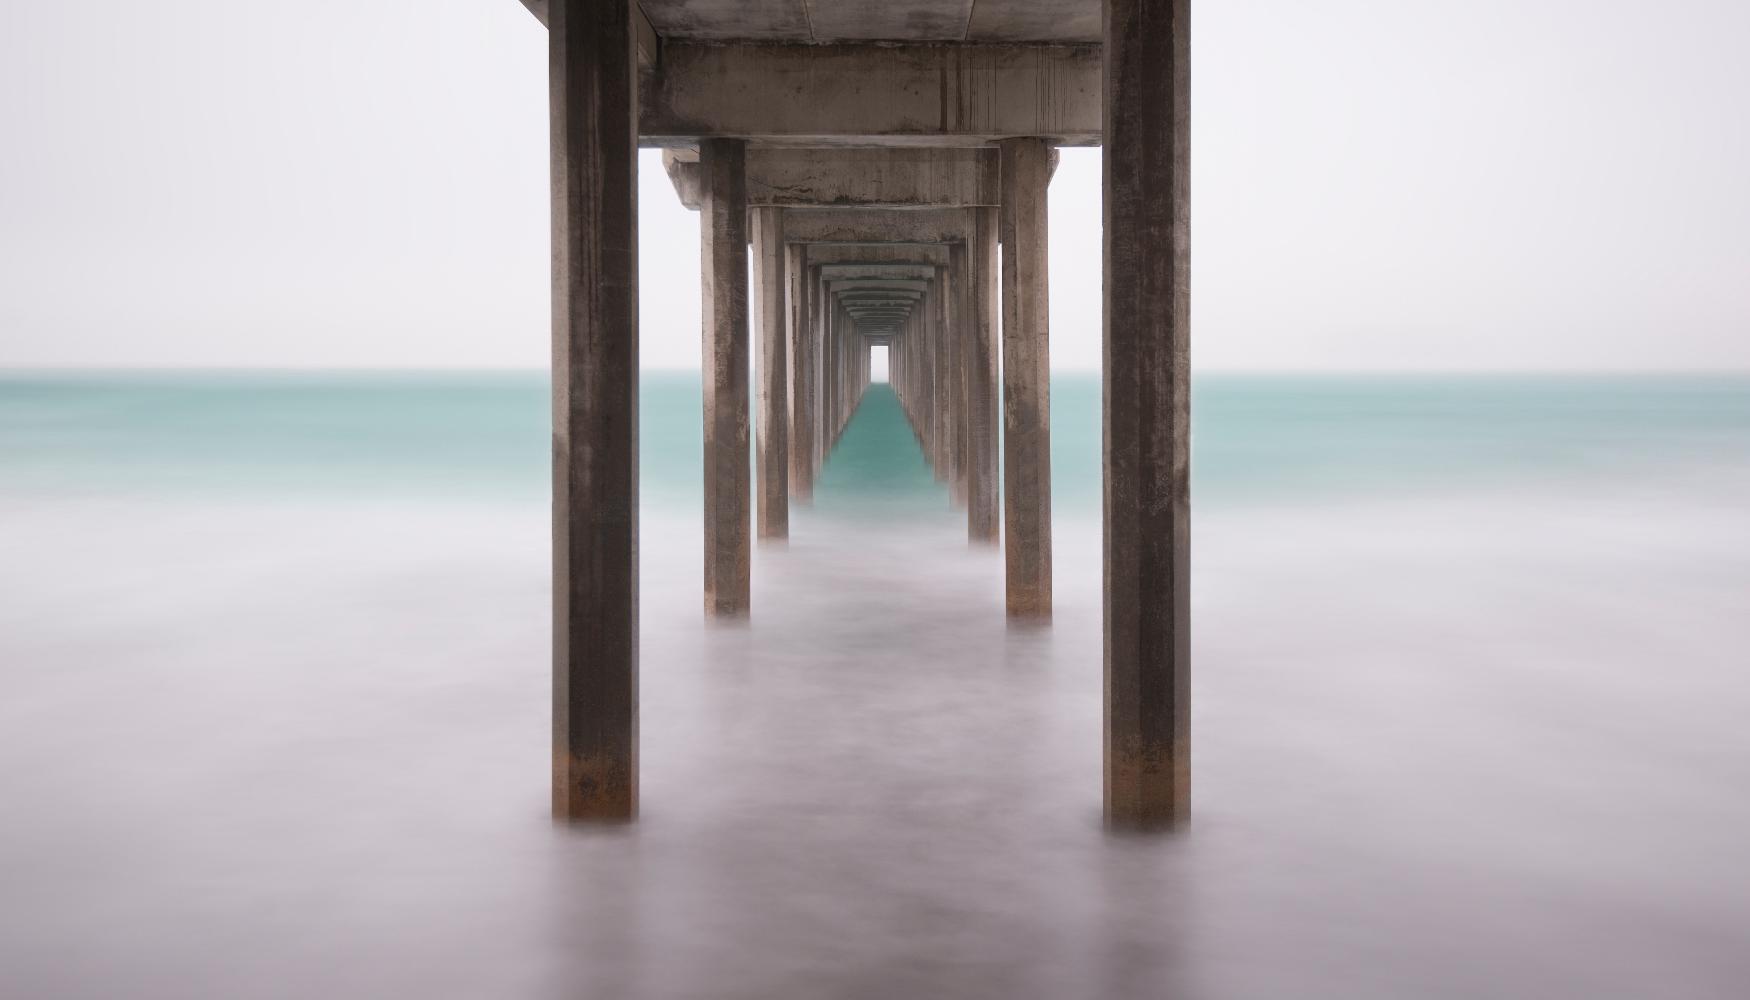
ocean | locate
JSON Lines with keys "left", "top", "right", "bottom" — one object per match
{"left": 3, "top": 371, "right": 1749, "bottom": 998}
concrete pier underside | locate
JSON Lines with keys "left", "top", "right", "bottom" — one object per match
{"left": 533, "top": 0, "right": 1189, "bottom": 829}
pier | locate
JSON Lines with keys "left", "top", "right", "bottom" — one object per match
{"left": 527, "top": 0, "right": 1189, "bottom": 830}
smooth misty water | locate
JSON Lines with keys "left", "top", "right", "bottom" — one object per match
{"left": 3, "top": 373, "right": 1750, "bottom": 998}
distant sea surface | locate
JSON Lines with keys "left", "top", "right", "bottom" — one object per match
{"left": 3, "top": 371, "right": 1749, "bottom": 999}
{"left": 5, "top": 371, "right": 1749, "bottom": 506}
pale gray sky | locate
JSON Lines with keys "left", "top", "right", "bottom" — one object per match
{"left": 2, "top": 0, "right": 1746, "bottom": 371}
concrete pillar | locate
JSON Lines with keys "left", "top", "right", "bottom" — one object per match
{"left": 839, "top": 305, "right": 852, "bottom": 438}
{"left": 787, "top": 245, "right": 814, "bottom": 503}
{"left": 967, "top": 208, "right": 1000, "bottom": 544}
{"left": 701, "top": 138, "right": 750, "bottom": 617}
{"left": 999, "top": 137, "right": 1053, "bottom": 619}
{"left": 930, "top": 291, "right": 944, "bottom": 474}
{"left": 823, "top": 296, "right": 837, "bottom": 457}
{"left": 839, "top": 303, "right": 854, "bottom": 441}
{"left": 1104, "top": 0, "right": 1191, "bottom": 829}
{"left": 549, "top": 0, "right": 638, "bottom": 822}
{"left": 950, "top": 265, "right": 970, "bottom": 510}
{"left": 910, "top": 314, "right": 923, "bottom": 447}
{"left": 930, "top": 270, "right": 950, "bottom": 485}
{"left": 752, "top": 207, "right": 788, "bottom": 541}
{"left": 811, "top": 267, "right": 827, "bottom": 474}
{"left": 917, "top": 281, "right": 932, "bottom": 474}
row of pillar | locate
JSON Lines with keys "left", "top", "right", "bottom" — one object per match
{"left": 548, "top": 0, "right": 1189, "bottom": 829}
{"left": 702, "top": 141, "right": 1053, "bottom": 624}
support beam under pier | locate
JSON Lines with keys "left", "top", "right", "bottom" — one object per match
{"left": 753, "top": 206, "right": 788, "bottom": 541}
{"left": 967, "top": 206, "right": 1000, "bottom": 544}
{"left": 788, "top": 245, "right": 814, "bottom": 503}
{"left": 701, "top": 138, "right": 751, "bottom": 617}
{"left": 1104, "top": 0, "right": 1192, "bottom": 830}
{"left": 1000, "top": 137, "right": 1054, "bottom": 619}
{"left": 640, "top": 43, "right": 1102, "bottom": 147}
{"left": 549, "top": 0, "right": 638, "bottom": 822}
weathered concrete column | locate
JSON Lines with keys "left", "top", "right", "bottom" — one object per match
{"left": 822, "top": 296, "right": 837, "bottom": 456}
{"left": 752, "top": 207, "right": 788, "bottom": 541}
{"left": 812, "top": 267, "right": 828, "bottom": 474}
{"left": 1104, "top": 0, "right": 1192, "bottom": 830}
{"left": 549, "top": 0, "right": 638, "bottom": 822}
{"left": 911, "top": 316, "right": 924, "bottom": 445}
{"left": 924, "top": 285, "right": 938, "bottom": 476}
{"left": 999, "top": 138, "right": 1053, "bottom": 619}
{"left": 701, "top": 138, "right": 750, "bottom": 617}
{"left": 839, "top": 302, "right": 855, "bottom": 441}
{"left": 787, "top": 245, "right": 815, "bottom": 503}
{"left": 929, "top": 270, "right": 950, "bottom": 484}
{"left": 951, "top": 265, "right": 972, "bottom": 510}
{"left": 967, "top": 207, "right": 1000, "bottom": 544}
{"left": 838, "top": 303, "right": 853, "bottom": 439}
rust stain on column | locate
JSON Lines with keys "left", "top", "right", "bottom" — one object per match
{"left": 1000, "top": 137, "right": 1053, "bottom": 618}
{"left": 1104, "top": 0, "right": 1192, "bottom": 830}
{"left": 549, "top": 0, "right": 638, "bottom": 822}
{"left": 701, "top": 138, "right": 750, "bottom": 617}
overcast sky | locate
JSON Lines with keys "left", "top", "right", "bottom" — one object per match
{"left": 2, "top": 0, "right": 1746, "bottom": 371}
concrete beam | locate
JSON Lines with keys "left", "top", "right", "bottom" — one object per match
{"left": 819, "top": 265, "right": 937, "bottom": 282}
{"left": 634, "top": 0, "right": 1102, "bottom": 46}
{"left": 640, "top": 43, "right": 1101, "bottom": 146}
{"left": 747, "top": 148, "right": 999, "bottom": 207}
{"left": 662, "top": 147, "right": 999, "bottom": 211}
{"left": 783, "top": 208, "right": 971, "bottom": 245}
{"left": 662, "top": 151, "right": 703, "bottom": 211}
{"left": 805, "top": 244, "right": 950, "bottom": 267}
{"left": 829, "top": 280, "right": 929, "bottom": 294}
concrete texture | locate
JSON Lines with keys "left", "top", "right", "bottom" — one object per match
{"left": 745, "top": 148, "right": 1000, "bottom": 207}
{"left": 640, "top": 43, "right": 1100, "bottom": 146}
{"left": 1103, "top": 0, "right": 1192, "bottom": 830}
{"left": 632, "top": 0, "right": 1099, "bottom": 44}
{"left": 549, "top": 0, "right": 639, "bottom": 823}
{"left": 518, "top": 0, "right": 660, "bottom": 65}
{"left": 752, "top": 207, "right": 789, "bottom": 541}
{"left": 820, "top": 265, "right": 937, "bottom": 282}
{"left": 700, "top": 139, "right": 751, "bottom": 616}
{"left": 807, "top": 244, "right": 950, "bottom": 267}
{"left": 966, "top": 206, "right": 1000, "bottom": 544}
{"left": 999, "top": 137, "right": 1052, "bottom": 618}
{"left": 783, "top": 208, "right": 971, "bottom": 245}
{"left": 662, "top": 148, "right": 997, "bottom": 211}
{"left": 787, "top": 245, "right": 815, "bottom": 502}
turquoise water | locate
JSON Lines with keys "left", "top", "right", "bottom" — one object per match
{"left": 814, "top": 384, "right": 948, "bottom": 516}
{"left": 5, "top": 372, "right": 1748, "bottom": 507}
